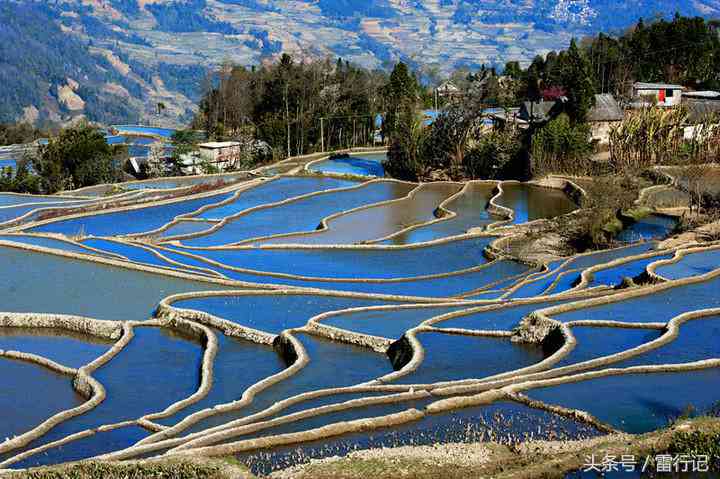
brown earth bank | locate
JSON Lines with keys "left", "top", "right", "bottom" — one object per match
{"left": 270, "top": 417, "right": 720, "bottom": 479}
{"left": 4, "top": 418, "right": 717, "bottom": 478}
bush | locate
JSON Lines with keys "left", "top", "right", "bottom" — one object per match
{"left": 29, "top": 123, "right": 124, "bottom": 193}
{"left": 463, "top": 127, "right": 526, "bottom": 180}
{"left": 531, "top": 113, "right": 593, "bottom": 176}
{"left": 383, "top": 106, "right": 427, "bottom": 181}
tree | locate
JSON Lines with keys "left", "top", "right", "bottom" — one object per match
{"left": 29, "top": 123, "right": 123, "bottom": 193}
{"left": 558, "top": 39, "right": 596, "bottom": 123}
{"left": 383, "top": 104, "right": 427, "bottom": 181}
{"left": 382, "top": 62, "right": 420, "bottom": 140}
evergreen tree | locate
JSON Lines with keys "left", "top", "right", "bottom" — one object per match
{"left": 382, "top": 62, "right": 420, "bottom": 139}
{"left": 559, "top": 39, "right": 596, "bottom": 123}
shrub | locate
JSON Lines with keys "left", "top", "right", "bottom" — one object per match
{"left": 531, "top": 113, "right": 593, "bottom": 176}
{"left": 463, "top": 127, "right": 526, "bottom": 180}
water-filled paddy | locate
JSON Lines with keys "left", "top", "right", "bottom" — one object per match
{"left": 0, "top": 358, "right": 82, "bottom": 442}
{"left": 0, "top": 327, "right": 113, "bottom": 368}
{"left": 323, "top": 305, "right": 470, "bottom": 339}
{"left": 28, "top": 191, "right": 236, "bottom": 237}
{"left": 379, "top": 182, "right": 503, "bottom": 244}
{"left": 616, "top": 214, "right": 677, "bottom": 243}
{"left": 3, "top": 169, "right": 717, "bottom": 470}
{"left": 0, "top": 245, "right": 226, "bottom": 320}
{"left": 655, "top": 248, "right": 720, "bottom": 280}
{"left": 264, "top": 182, "right": 461, "bottom": 245}
{"left": 527, "top": 368, "right": 720, "bottom": 433}
{"left": 182, "top": 180, "right": 414, "bottom": 246}
{"left": 194, "top": 177, "right": 358, "bottom": 221}
{"left": 552, "top": 326, "right": 663, "bottom": 369}
{"left": 170, "top": 293, "right": 403, "bottom": 335}
{"left": 183, "top": 332, "right": 395, "bottom": 434}
{"left": 173, "top": 236, "right": 494, "bottom": 280}
{"left": 308, "top": 153, "right": 387, "bottom": 177}
{"left": 237, "top": 401, "right": 602, "bottom": 475}
{"left": 392, "top": 331, "right": 548, "bottom": 384}
{"left": 156, "top": 332, "right": 285, "bottom": 426}
{"left": 3, "top": 327, "right": 203, "bottom": 463}
{"left": 496, "top": 183, "right": 578, "bottom": 224}
{"left": 551, "top": 274, "right": 720, "bottom": 324}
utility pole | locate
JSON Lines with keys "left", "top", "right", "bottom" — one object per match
{"left": 320, "top": 117, "right": 325, "bottom": 152}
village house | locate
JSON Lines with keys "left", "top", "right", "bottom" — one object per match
{"left": 631, "top": 82, "right": 683, "bottom": 107}
{"left": 587, "top": 94, "right": 624, "bottom": 145}
{"left": 197, "top": 141, "right": 242, "bottom": 170}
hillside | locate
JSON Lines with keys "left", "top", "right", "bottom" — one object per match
{"left": 2, "top": 0, "right": 719, "bottom": 126}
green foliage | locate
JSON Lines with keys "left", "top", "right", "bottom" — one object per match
{"left": 4, "top": 460, "right": 231, "bottom": 479}
{"left": 29, "top": 123, "right": 124, "bottom": 193}
{"left": 383, "top": 106, "right": 427, "bottom": 181}
{"left": 195, "top": 55, "right": 385, "bottom": 159}
{"left": 531, "top": 113, "right": 593, "bottom": 175}
{"left": 382, "top": 62, "right": 420, "bottom": 140}
{"left": 0, "top": 157, "right": 41, "bottom": 194}
{"left": 559, "top": 40, "right": 596, "bottom": 122}
{"left": 668, "top": 430, "right": 720, "bottom": 471}
{"left": 463, "top": 127, "right": 525, "bottom": 180}
{"left": 0, "top": 123, "right": 46, "bottom": 146}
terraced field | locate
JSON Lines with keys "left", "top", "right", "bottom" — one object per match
{"left": 1, "top": 154, "right": 718, "bottom": 476}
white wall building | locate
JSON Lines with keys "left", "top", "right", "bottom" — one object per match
{"left": 632, "top": 82, "right": 683, "bottom": 107}
{"left": 194, "top": 141, "right": 243, "bottom": 172}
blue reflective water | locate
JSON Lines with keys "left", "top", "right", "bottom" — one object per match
{"left": 308, "top": 153, "right": 387, "bottom": 177}
{"left": 552, "top": 275, "right": 720, "bottom": 324}
{"left": 0, "top": 328, "right": 113, "bottom": 368}
{"left": 497, "top": 183, "right": 578, "bottom": 224}
{"left": 436, "top": 298, "right": 577, "bottom": 331}
{"left": 29, "top": 191, "right": 235, "bottom": 237}
{"left": 0, "top": 245, "right": 227, "bottom": 321}
{"left": 393, "top": 331, "right": 547, "bottom": 384}
{"left": 2, "top": 327, "right": 203, "bottom": 463}
{"left": 379, "top": 183, "right": 502, "bottom": 245}
{"left": 11, "top": 425, "right": 149, "bottom": 468}
{"left": 183, "top": 181, "right": 414, "bottom": 246}
{"left": 158, "top": 220, "right": 217, "bottom": 238}
{"left": 655, "top": 249, "right": 720, "bottom": 280}
{"left": 175, "top": 236, "right": 493, "bottom": 280}
{"left": 183, "top": 332, "right": 394, "bottom": 434}
{"left": 0, "top": 235, "right": 115, "bottom": 258}
{"left": 608, "top": 316, "right": 720, "bottom": 368}
{"left": 553, "top": 326, "right": 663, "bottom": 368}
{"left": 0, "top": 357, "right": 82, "bottom": 442}
{"left": 588, "top": 254, "right": 675, "bottom": 288}
{"left": 527, "top": 368, "right": 720, "bottom": 433}
{"left": 148, "top": 245, "right": 521, "bottom": 298}
{"left": 157, "top": 332, "right": 285, "bottom": 427}
{"left": 237, "top": 401, "right": 602, "bottom": 476}
{"left": 171, "top": 293, "right": 402, "bottom": 335}
{"left": 111, "top": 125, "right": 176, "bottom": 138}
{"left": 267, "top": 182, "right": 461, "bottom": 245}
{"left": 195, "top": 177, "right": 358, "bottom": 221}
{"left": 323, "top": 305, "right": 470, "bottom": 339}
{"left": 617, "top": 214, "right": 677, "bottom": 243}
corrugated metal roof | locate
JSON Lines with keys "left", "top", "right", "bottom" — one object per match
{"left": 683, "top": 91, "right": 720, "bottom": 99}
{"left": 587, "top": 94, "right": 624, "bottom": 122}
{"left": 198, "top": 141, "right": 241, "bottom": 149}
{"left": 686, "top": 99, "right": 720, "bottom": 123}
{"left": 519, "top": 100, "right": 558, "bottom": 122}
{"left": 633, "top": 82, "right": 683, "bottom": 90}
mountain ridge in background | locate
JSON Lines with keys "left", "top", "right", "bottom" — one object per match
{"left": 2, "top": 0, "right": 719, "bottom": 126}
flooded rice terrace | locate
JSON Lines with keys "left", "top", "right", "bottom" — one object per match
{"left": 0, "top": 153, "right": 717, "bottom": 475}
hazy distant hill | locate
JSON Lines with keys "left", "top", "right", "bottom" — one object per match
{"left": 3, "top": 0, "right": 719, "bottom": 126}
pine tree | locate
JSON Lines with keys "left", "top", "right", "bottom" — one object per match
{"left": 560, "top": 39, "right": 596, "bottom": 123}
